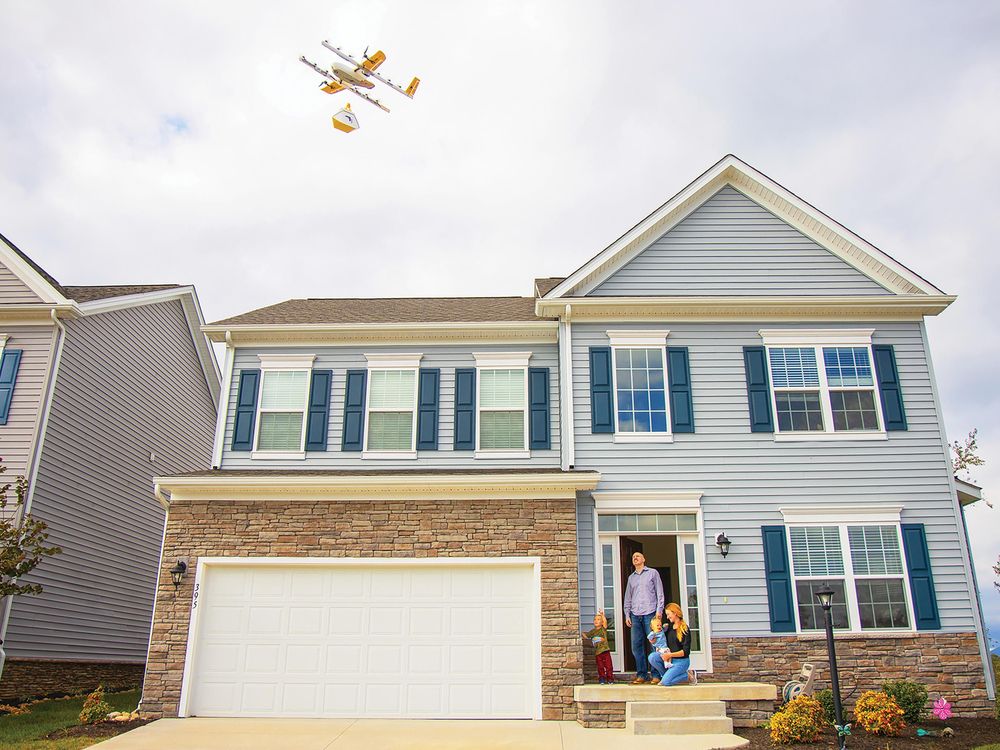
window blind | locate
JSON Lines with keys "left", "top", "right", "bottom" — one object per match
{"left": 789, "top": 526, "right": 844, "bottom": 576}
{"left": 824, "top": 347, "right": 874, "bottom": 387}
{"left": 260, "top": 371, "right": 309, "bottom": 409}
{"left": 368, "top": 370, "right": 416, "bottom": 409}
{"left": 769, "top": 348, "right": 820, "bottom": 389}
{"left": 848, "top": 525, "right": 904, "bottom": 576}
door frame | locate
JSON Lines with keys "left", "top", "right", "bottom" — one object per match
{"left": 591, "top": 491, "right": 713, "bottom": 674}
{"left": 176, "top": 556, "right": 543, "bottom": 719}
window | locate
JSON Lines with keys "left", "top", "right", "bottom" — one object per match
{"left": 607, "top": 330, "right": 672, "bottom": 441}
{"left": 474, "top": 352, "right": 530, "bottom": 456}
{"left": 789, "top": 523, "right": 911, "bottom": 632}
{"left": 253, "top": 354, "right": 316, "bottom": 455}
{"left": 761, "top": 330, "right": 884, "bottom": 437}
{"left": 363, "top": 353, "right": 422, "bottom": 456}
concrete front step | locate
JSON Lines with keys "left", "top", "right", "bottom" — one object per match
{"left": 626, "top": 700, "right": 727, "bottom": 719}
{"left": 575, "top": 681, "right": 777, "bottom": 703}
{"left": 629, "top": 715, "right": 736, "bottom": 736}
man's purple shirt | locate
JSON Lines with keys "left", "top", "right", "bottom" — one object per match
{"left": 624, "top": 566, "right": 664, "bottom": 617}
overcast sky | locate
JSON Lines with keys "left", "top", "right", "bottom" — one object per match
{"left": 1, "top": 1, "right": 998, "bottom": 644}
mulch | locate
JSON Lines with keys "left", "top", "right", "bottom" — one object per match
{"left": 742, "top": 718, "right": 999, "bottom": 749}
{"left": 46, "top": 718, "right": 156, "bottom": 740}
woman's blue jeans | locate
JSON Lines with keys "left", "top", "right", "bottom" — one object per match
{"left": 649, "top": 652, "right": 691, "bottom": 685}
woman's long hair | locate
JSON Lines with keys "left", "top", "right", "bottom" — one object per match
{"left": 665, "top": 602, "right": 689, "bottom": 638}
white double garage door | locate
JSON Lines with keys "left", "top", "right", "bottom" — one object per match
{"left": 180, "top": 558, "right": 541, "bottom": 719}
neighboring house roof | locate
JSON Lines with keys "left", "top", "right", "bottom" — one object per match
{"left": 543, "top": 154, "right": 948, "bottom": 300}
{"left": 533, "top": 278, "right": 565, "bottom": 297}
{"left": 63, "top": 284, "right": 182, "bottom": 303}
{"left": 0, "top": 230, "right": 69, "bottom": 298}
{"left": 211, "top": 296, "right": 548, "bottom": 326}
{"left": 955, "top": 477, "right": 983, "bottom": 507}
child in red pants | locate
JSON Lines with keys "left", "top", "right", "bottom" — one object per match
{"left": 582, "top": 610, "right": 615, "bottom": 684}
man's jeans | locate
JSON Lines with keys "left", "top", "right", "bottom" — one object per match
{"left": 629, "top": 612, "right": 656, "bottom": 678}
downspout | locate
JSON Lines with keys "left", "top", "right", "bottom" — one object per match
{"left": 0, "top": 309, "right": 68, "bottom": 678}
{"left": 210, "top": 331, "right": 235, "bottom": 469}
{"left": 558, "top": 304, "right": 575, "bottom": 470}
{"left": 920, "top": 321, "right": 995, "bottom": 700}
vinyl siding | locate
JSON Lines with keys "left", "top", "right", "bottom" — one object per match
{"left": 4, "top": 300, "right": 217, "bottom": 661}
{"left": 577, "top": 493, "right": 596, "bottom": 630}
{"left": 0, "top": 325, "right": 54, "bottom": 476}
{"left": 571, "top": 320, "right": 973, "bottom": 638}
{"left": 220, "top": 345, "right": 560, "bottom": 469}
{"left": 0, "top": 261, "right": 45, "bottom": 304}
{"left": 589, "top": 186, "right": 892, "bottom": 297}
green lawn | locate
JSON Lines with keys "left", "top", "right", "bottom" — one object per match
{"left": 0, "top": 689, "right": 140, "bottom": 750}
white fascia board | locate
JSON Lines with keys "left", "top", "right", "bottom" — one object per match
{"left": 202, "top": 321, "right": 558, "bottom": 346}
{"left": 154, "top": 471, "right": 601, "bottom": 502}
{"left": 544, "top": 154, "right": 945, "bottom": 300}
{"left": 535, "top": 295, "right": 955, "bottom": 321}
{"left": 758, "top": 328, "right": 874, "bottom": 346}
{"left": 0, "top": 238, "right": 72, "bottom": 304}
{"left": 80, "top": 285, "right": 222, "bottom": 406}
{"left": 779, "top": 504, "right": 903, "bottom": 525}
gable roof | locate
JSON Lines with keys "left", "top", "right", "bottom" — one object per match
{"left": 211, "top": 296, "right": 548, "bottom": 326}
{"left": 63, "top": 284, "right": 182, "bottom": 303}
{"left": 543, "top": 154, "right": 946, "bottom": 300}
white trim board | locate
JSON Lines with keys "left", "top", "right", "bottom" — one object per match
{"left": 779, "top": 504, "right": 903, "bottom": 525}
{"left": 542, "top": 154, "right": 945, "bottom": 300}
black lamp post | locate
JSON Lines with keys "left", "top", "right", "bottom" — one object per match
{"left": 816, "top": 586, "right": 847, "bottom": 750}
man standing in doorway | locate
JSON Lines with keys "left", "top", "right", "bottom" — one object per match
{"left": 624, "top": 551, "right": 664, "bottom": 684}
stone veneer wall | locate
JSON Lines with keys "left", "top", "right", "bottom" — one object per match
{"left": 0, "top": 659, "right": 145, "bottom": 703}
{"left": 140, "top": 498, "right": 582, "bottom": 720}
{"left": 710, "top": 633, "right": 993, "bottom": 717}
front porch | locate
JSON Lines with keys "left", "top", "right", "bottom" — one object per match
{"left": 575, "top": 681, "right": 777, "bottom": 734}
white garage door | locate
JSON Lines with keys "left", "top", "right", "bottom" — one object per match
{"left": 183, "top": 560, "right": 539, "bottom": 718}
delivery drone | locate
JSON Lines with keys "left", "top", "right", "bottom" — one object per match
{"left": 299, "top": 40, "right": 420, "bottom": 132}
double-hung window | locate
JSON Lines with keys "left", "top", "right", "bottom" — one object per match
{"left": 785, "top": 511, "right": 912, "bottom": 633}
{"left": 609, "top": 330, "right": 671, "bottom": 441}
{"left": 474, "top": 352, "right": 530, "bottom": 457}
{"left": 253, "top": 354, "right": 315, "bottom": 457}
{"left": 761, "top": 330, "right": 884, "bottom": 439}
{"left": 363, "top": 353, "right": 421, "bottom": 457}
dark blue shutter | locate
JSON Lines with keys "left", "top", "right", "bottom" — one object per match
{"left": 341, "top": 369, "right": 367, "bottom": 452}
{"left": 872, "top": 344, "right": 907, "bottom": 431}
{"left": 761, "top": 526, "right": 797, "bottom": 633}
{"left": 0, "top": 349, "right": 23, "bottom": 426}
{"left": 743, "top": 346, "right": 774, "bottom": 433}
{"left": 230, "top": 369, "right": 260, "bottom": 451}
{"left": 589, "top": 347, "right": 614, "bottom": 434}
{"left": 528, "top": 367, "right": 551, "bottom": 450}
{"left": 667, "top": 346, "right": 694, "bottom": 434}
{"left": 453, "top": 368, "right": 476, "bottom": 450}
{"left": 416, "top": 368, "right": 440, "bottom": 450}
{"left": 305, "top": 370, "right": 332, "bottom": 452}
{"left": 901, "top": 523, "right": 941, "bottom": 630}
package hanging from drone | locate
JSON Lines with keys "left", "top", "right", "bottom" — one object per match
{"left": 332, "top": 105, "right": 359, "bottom": 133}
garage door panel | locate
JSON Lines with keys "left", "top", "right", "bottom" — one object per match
{"left": 187, "top": 563, "right": 537, "bottom": 718}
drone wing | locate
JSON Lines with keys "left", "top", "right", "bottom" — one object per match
{"left": 299, "top": 56, "right": 390, "bottom": 112}
{"left": 321, "top": 40, "right": 419, "bottom": 98}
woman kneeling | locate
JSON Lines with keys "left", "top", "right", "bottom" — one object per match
{"left": 647, "top": 602, "right": 691, "bottom": 686}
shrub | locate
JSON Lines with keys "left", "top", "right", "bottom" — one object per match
{"left": 79, "top": 686, "right": 111, "bottom": 725}
{"left": 882, "top": 679, "right": 928, "bottom": 723}
{"left": 769, "top": 695, "right": 825, "bottom": 744}
{"left": 0, "top": 703, "right": 27, "bottom": 716}
{"left": 814, "top": 689, "right": 836, "bottom": 724}
{"left": 853, "top": 690, "right": 906, "bottom": 736}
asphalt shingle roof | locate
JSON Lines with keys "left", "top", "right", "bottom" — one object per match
{"left": 64, "top": 284, "right": 182, "bottom": 303}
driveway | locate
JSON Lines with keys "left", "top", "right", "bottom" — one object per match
{"left": 96, "top": 718, "right": 749, "bottom": 749}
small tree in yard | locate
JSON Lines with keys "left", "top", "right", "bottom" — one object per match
{"left": 0, "top": 462, "right": 61, "bottom": 598}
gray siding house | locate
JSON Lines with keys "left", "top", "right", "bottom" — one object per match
{"left": 0, "top": 234, "right": 220, "bottom": 702}
{"left": 142, "top": 155, "right": 993, "bottom": 724}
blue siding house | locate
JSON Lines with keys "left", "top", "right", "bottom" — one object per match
{"left": 143, "top": 156, "right": 994, "bottom": 723}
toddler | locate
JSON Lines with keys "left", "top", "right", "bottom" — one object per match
{"left": 582, "top": 611, "right": 615, "bottom": 684}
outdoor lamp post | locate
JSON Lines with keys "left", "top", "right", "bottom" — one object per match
{"left": 816, "top": 586, "right": 847, "bottom": 750}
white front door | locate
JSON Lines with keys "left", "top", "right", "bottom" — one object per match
{"left": 182, "top": 559, "right": 540, "bottom": 719}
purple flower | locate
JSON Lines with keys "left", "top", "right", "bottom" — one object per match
{"left": 932, "top": 698, "right": 952, "bottom": 721}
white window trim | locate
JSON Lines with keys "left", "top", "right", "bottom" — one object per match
{"left": 785, "top": 521, "right": 916, "bottom": 636}
{"left": 473, "top": 352, "right": 531, "bottom": 458}
{"left": 251, "top": 354, "right": 315, "bottom": 459}
{"left": 362, "top": 353, "right": 422, "bottom": 458}
{"left": 608, "top": 333, "right": 673, "bottom": 441}
{"left": 779, "top": 504, "right": 903, "bottom": 525}
{"left": 763, "top": 339, "right": 886, "bottom": 440}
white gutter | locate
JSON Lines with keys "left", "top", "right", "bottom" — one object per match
{"left": 558, "top": 304, "right": 575, "bottom": 470}
{"left": 210, "top": 332, "right": 235, "bottom": 468}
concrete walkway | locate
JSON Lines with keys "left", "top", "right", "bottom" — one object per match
{"left": 96, "top": 718, "right": 750, "bottom": 749}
